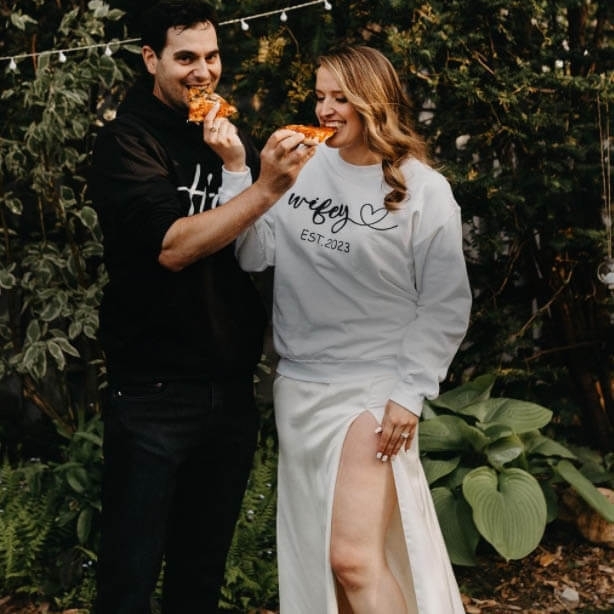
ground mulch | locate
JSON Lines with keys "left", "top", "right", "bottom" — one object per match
{"left": 456, "top": 520, "right": 614, "bottom": 613}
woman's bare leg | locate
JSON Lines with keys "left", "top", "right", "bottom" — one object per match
{"left": 330, "top": 411, "right": 408, "bottom": 614}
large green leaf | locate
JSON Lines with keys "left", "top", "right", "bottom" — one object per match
{"left": 421, "top": 456, "right": 461, "bottom": 485}
{"left": 485, "top": 436, "right": 524, "bottom": 470}
{"left": 554, "top": 460, "right": 614, "bottom": 522}
{"left": 521, "top": 432, "right": 577, "bottom": 460}
{"left": 482, "top": 423, "right": 514, "bottom": 441}
{"left": 463, "top": 467, "right": 547, "bottom": 560}
{"left": 427, "top": 373, "right": 496, "bottom": 413}
{"left": 431, "top": 487, "right": 480, "bottom": 566}
{"left": 419, "top": 415, "right": 487, "bottom": 453}
{"left": 474, "top": 398, "right": 553, "bottom": 433}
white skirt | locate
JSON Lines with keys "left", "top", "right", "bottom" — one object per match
{"left": 273, "top": 373, "right": 466, "bottom": 614}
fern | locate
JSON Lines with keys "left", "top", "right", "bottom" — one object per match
{"left": 0, "top": 459, "right": 58, "bottom": 594}
{"left": 220, "top": 428, "right": 279, "bottom": 611}
{"left": 0, "top": 414, "right": 102, "bottom": 603}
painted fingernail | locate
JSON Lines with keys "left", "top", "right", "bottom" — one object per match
{"left": 376, "top": 452, "right": 382, "bottom": 460}
{"left": 381, "top": 455, "right": 389, "bottom": 462}
{"left": 374, "top": 426, "right": 383, "bottom": 434}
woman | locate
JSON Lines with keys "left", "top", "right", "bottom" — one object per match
{"left": 236, "top": 45, "right": 471, "bottom": 613}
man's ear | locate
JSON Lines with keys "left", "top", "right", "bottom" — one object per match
{"left": 142, "top": 46, "right": 158, "bottom": 76}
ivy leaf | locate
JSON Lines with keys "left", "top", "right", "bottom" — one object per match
{"left": 47, "top": 340, "right": 66, "bottom": 370}
{"left": 25, "top": 320, "right": 42, "bottom": 344}
{"left": 23, "top": 343, "right": 48, "bottom": 380}
{"left": 9, "top": 11, "right": 38, "bottom": 31}
{"left": 0, "top": 267, "right": 17, "bottom": 289}
{"left": 51, "top": 336, "right": 81, "bottom": 358}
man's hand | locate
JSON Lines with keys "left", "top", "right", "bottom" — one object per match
{"left": 159, "top": 127, "right": 314, "bottom": 272}
{"left": 203, "top": 102, "right": 246, "bottom": 172}
{"left": 254, "top": 128, "right": 316, "bottom": 201}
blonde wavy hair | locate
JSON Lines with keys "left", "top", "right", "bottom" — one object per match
{"left": 318, "top": 45, "right": 429, "bottom": 210}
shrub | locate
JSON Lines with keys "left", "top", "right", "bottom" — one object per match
{"left": 421, "top": 374, "right": 614, "bottom": 565}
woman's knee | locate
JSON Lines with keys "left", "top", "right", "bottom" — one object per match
{"left": 330, "top": 538, "right": 374, "bottom": 588}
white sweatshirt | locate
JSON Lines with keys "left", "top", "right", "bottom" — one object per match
{"left": 235, "top": 145, "right": 472, "bottom": 415}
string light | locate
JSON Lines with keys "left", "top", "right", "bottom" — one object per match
{"left": 219, "top": 0, "right": 326, "bottom": 28}
{"left": 0, "top": 0, "right": 332, "bottom": 69}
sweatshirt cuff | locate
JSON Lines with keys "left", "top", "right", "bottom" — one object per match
{"left": 389, "top": 386, "right": 424, "bottom": 417}
{"left": 218, "top": 167, "right": 252, "bottom": 205}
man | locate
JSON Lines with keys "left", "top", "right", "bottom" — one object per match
{"left": 88, "top": 1, "right": 314, "bottom": 612}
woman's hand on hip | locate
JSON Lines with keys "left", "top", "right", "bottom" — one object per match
{"left": 374, "top": 400, "right": 419, "bottom": 462}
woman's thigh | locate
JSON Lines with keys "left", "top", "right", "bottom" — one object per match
{"left": 330, "top": 410, "right": 398, "bottom": 564}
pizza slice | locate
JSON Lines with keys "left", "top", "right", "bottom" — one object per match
{"left": 187, "top": 86, "right": 238, "bottom": 123}
{"left": 282, "top": 124, "right": 337, "bottom": 145}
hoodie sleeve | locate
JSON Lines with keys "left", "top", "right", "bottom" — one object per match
{"left": 389, "top": 181, "right": 472, "bottom": 416}
{"left": 90, "top": 121, "right": 186, "bottom": 263}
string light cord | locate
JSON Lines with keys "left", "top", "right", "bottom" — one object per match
{"left": 0, "top": 0, "right": 332, "bottom": 68}
{"left": 1, "top": 39, "right": 141, "bottom": 65}
{"left": 220, "top": 0, "right": 331, "bottom": 28}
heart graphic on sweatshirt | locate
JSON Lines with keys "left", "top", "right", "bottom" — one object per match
{"left": 357, "top": 203, "right": 398, "bottom": 231}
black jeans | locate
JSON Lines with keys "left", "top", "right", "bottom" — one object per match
{"left": 94, "top": 375, "right": 260, "bottom": 614}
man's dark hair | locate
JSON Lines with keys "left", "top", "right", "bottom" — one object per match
{"left": 140, "top": 0, "right": 218, "bottom": 57}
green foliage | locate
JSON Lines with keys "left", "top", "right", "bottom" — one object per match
{"left": 52, "top": 410, "right": 104, "bottom": 549}
{"left": 0, "top": 460, "right": 58, "bottom": 595}
{"left": 422, "top": 374, "right": 614, "bottom": 565}
{"left": 0, "top": 0, "right": 135, "bottom": 436}
{"left": 221, "top": 414, "right": 279, "bottom": 612}
{"left": 0, "top": 412, "right": 102, "bottom": 606}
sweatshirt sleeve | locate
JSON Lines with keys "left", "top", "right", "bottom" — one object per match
{"left": 218, "top": 167, "right": 252, "bottom": 205}
{"left": 235, "top": 209, "right": 276, "bottom": 272}
{"left": 389, "top": 186, "right": 472, "bottom": 416}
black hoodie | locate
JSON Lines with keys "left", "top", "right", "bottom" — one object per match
{"left": 89, "top": 82, "right": 266, "bottom": 380}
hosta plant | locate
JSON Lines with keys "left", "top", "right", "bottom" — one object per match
{"left": 420, "top": 374, "right": 614, "bottom": 566}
